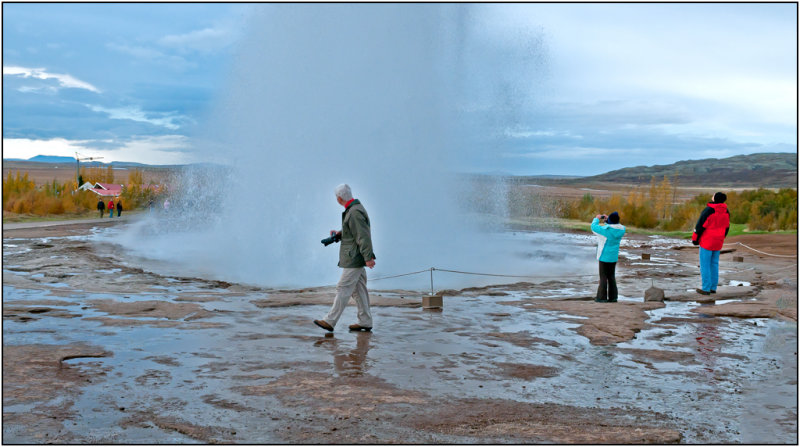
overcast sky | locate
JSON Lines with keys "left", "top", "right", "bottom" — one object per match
{"left": 3, "top": 3, "right": 796, "bottom": 175}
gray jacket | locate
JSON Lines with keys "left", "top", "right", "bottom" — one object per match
{"left": 339, "top": 199, "right": 376, "bottom": 268}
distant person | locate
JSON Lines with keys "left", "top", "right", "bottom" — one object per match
{"left": 117, "top": 200, "right": 123, "bottom": 217}
{"left": 148, "top": 199, "right": 154, "bottom": 212}
{"left": 107, "top": 199, "right": 115, "bottom": 218}
{"left": 97, "top": 199, "right": 105, "bottom": 218}
{"left": 163, "top": 199, "right": 170, "bottom": 210}
{"left": 314, "top": 184, "right": 376, "bottom": 333}
{"left": 692, "top": 192, "right": 730, "bottom": 295}
{"left": 591, "top": 211, "right": 626, "bottom": 303}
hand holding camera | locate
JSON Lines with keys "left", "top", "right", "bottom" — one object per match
{"left": 321, "top": 230, "right": 342, "bottom": 246}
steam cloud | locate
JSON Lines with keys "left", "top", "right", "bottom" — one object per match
{"left": 113, "top": 5, "right": 595, "bottom": 289}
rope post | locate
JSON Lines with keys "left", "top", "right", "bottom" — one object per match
{"left": 423, "top": 267, "right": 443, "bottom": 310}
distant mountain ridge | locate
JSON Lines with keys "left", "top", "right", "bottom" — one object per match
{"left": 28, "top": 155, "right": 77, "bottom": 163}
{"left": 524, "top": 153, "right": 796, "bottom": 188}
{"left": 5, "top": 152, "right": 798, "bottom": 188}
{"left": 3, "top": 155, "right": 157, "bottom": 168}
{"left": 586, "top": 153, "right": 796, "bottom": 188}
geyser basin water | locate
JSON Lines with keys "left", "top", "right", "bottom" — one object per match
{"left": 113, "top": 4, "right": 589, "bottom": 289}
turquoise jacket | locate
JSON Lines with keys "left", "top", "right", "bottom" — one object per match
{"left": 591, "top": 218, "right": 626, "bottom": 263}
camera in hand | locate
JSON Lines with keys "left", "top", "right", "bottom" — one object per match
{"left": 321, "top": 231, "right": 342, "bottom": 246}
{"left": 600, "top": 214, "right": 608, "bottom": 221}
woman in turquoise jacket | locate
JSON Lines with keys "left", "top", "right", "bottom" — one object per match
{"left": 591, "top": 211, "right": 626, "bottom": 302}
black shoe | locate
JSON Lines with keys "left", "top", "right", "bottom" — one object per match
{"left": 594, "top": 298, "right": 609, "bottom": 303}
{"left": 314, "top": 319, "right": 334, "bottom": 332}
{"left": 348, "top": 324, "right": 372, "bottom": 332}
{"left": 607, "top": 298, "right": 618, "bottom": 303}
{"left": 695, "top": 288, "right": 711, "bottom": 296}
{"left": 710, "top": 290, "right": 716, "bottom": 294}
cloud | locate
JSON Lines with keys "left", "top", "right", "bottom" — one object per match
{"left": 106, "top": 43, "right": 196, "bottom": 71}
{"left": 87, "top": 105, "right": 188, "bottom": 130}
{"left": 2, "top": 65, "right": 101, "bottom": 93}
{"left": 17, "top": 85, "right": 59, "bottom": 94}
{"left": 1, "top": 137, "right": 91, "bottom": 160}
{"left": 158, "top": 26, "right": 240, "bottom": 53}
{"left": 3, "top": 135, "right": 195, "bottom": 165}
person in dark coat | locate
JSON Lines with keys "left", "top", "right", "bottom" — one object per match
{"left": 97, "top": 198, "right": 106, "bottom": 218}
{"left": 692, "top": 192, "right": 730, "bottom": 295}
{"left": 314, "top": 184, "right": 376, "bottom": 333}
{"left": 117, "top": 200, "right": 123, "bottom": 217}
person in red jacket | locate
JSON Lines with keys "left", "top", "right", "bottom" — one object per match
{"left": 692, "top": 192, "right": 730, "bottom": 295}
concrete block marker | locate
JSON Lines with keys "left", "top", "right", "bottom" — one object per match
{"left": 641, "top": 253, "right": 651, "bottom": 260}
{"left": 644, "top": 285, "right": 665, "bottom": 302}
{"left": 422, "top": 294, "right": 443, "bottom": 310}
{"left": 733, "top": 256, "right": 744, "bottom": 262}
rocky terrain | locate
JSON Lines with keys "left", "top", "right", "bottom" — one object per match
{"left": 2, "top": 217, "right": 797, "bottom": 443}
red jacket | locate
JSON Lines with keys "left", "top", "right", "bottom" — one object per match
{"left": 692, "top": 202, "right": 729, "bottom": 251}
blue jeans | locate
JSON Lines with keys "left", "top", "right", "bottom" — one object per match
{"left": 699, "top": 247, "right": 720, "bottom": 292}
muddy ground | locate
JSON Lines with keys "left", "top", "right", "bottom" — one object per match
{"left": 2, "top": 218, "right": 797, "bottom": 443}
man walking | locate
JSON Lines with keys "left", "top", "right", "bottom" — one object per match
{"left": 692, "top": 192, "right": 730, "bottom": 295}
{"left": 97, "top": 198, "right": 105, "bottom": 218}
{"left": 314, "top": 184, "right": 376, "bottom": 332}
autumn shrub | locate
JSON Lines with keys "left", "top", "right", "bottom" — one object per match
{"left": 552, "top": 183, "right": 797, "bottom": 232}
{"left": 3, "top": 170, "right": 105, "bottom": 216}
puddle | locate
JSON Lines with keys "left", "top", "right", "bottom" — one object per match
{"left": 7, "top": 279, "right": 796, "bottom": 443}
{"left": 729, "top": 280, "right": 752, "bottom": 287}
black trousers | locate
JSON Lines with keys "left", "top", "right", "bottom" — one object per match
{"left": 597, "top": 261, "right": 618, "bottom": 301}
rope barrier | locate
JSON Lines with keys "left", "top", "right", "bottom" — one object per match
{"left": 725, "top": 242, "right": 797, "bottom": 259}
{"left": 432, "top": 267, "right": 597, "bottom": 280}
{"left": 367, "top": 266, "right": 599, "bottom": 295}
{"left": 368, "top": 269, "right": 430, "bottom": 282}
{"left": 369, "top": 266, "right": 598, "bottom": 282}
{"left": 342, "top": 240, "right": 796, "bottom": 292}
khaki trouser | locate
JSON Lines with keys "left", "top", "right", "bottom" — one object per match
{"left": 324, "top": 267, "right": 372, "bottom": 328}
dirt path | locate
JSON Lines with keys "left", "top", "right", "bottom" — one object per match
{"left": 3, "top": 214, "right": 135, "bottom": 238}
{"left": 3, "top": 221, "right": 796, "bottom": 443}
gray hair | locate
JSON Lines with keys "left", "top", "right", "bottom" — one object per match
{"left": 335, "top": 183, "right": 353, "bottom": 201}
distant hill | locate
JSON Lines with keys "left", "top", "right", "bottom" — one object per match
{"left": 2, "top": 155, "right": 158, "bottom": 168}
{"left": 28, "top": 155, "right": 76, "bottom": 163}
{"left": 524, "top": 153, "right": 796, "bottom": 188}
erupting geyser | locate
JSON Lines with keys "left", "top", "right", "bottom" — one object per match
{"left": 114, "top": 4, "right": 594, "bottom": 289}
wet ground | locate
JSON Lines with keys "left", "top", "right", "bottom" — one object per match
{"left": 2, "top": 218, "right": 797, "bottom": 443}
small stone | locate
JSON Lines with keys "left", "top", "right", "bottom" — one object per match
{"left": 644, "top": 285, "right": 665, "bottom": 302}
